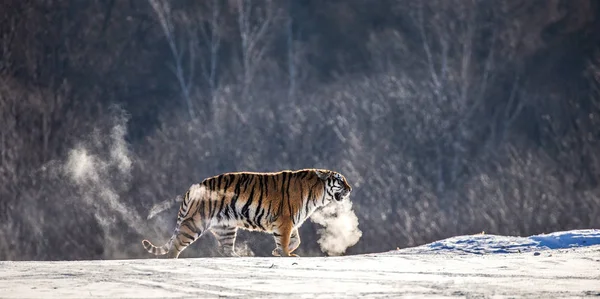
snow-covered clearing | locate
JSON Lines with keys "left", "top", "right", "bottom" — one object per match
{"left": 1, "top": 229, "right": 599, "bottom": 298}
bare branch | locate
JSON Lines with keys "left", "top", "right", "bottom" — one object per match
{"left": 149, "top": 0, "right": 196, "bottom": 120}
{"left": 236, "top": 0, "right": 278, "bottom": 100}
{"left": 417, "top": 3, "right": 441, "bottom": 95}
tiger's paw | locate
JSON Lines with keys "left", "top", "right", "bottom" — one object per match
{"left": 219, "top": 249, "right": 240, "bottom": 257}
{"left": 271, "top": 248, "right": 282, "bottom": 257}
{"left": 272, "top": 248, "right": 299, "bottom": 257}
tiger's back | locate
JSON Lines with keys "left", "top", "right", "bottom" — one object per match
{"left": 142, "top": 168, "right": 352, "bottom": 258}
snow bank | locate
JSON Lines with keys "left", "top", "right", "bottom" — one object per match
{"left": 394, "top": 229, "right": 600, "bottom": 254}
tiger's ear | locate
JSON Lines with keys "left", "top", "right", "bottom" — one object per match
{"left": 315, "top": 170, "right": 331, "bottom": 181}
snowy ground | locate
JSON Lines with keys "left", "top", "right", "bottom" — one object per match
{"left": 1, "top": 230, "right": 599, "bottom": 298}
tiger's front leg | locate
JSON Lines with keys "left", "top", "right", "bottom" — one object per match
{"left": 272, "top": 227, "right": 300, "bottom": 257}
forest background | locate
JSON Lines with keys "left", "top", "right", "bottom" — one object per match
{"left": 1, "top": 0, "right": 600, "bottom": 260}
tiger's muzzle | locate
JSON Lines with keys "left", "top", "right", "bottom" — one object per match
{"left": 334, "top": 189, "right": 351, "bottom": 201}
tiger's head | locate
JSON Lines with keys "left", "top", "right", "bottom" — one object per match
{"left": 315, "top": 169, "right": 352, "bottom": 202}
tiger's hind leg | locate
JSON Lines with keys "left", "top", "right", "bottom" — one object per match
{"left": 168, "top": 218, "right": 206, "bottom": 258}
{"left": 211, "top": 225, "right": 239, "bottom": 257}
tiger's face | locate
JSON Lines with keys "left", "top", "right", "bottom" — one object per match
{"left": 317, "top": 170, "right": 352, "bottom": 202}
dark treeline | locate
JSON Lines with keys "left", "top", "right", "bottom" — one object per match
{"left": 1, "top": 0, "right": 600, "bottom": 260}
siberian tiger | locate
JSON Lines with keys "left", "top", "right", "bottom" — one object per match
{"left": 142, "top": 168, "right": 352, "bottom": 258}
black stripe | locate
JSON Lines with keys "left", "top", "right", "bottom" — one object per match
{"left": 208, "top": 180, "right": 216, "bottom": 217}
{"left": 182, "top": 190, "right": 190, "bottom": 209}
{"left": 273, "top": 232, "right": 281, "bottom": 237}
{"left": 180, "top": 235, "right": 195, "bottom": 245}
{"left": 263, "top": 174, "right": 269, "bottom": 197}
{"left": 305, "top": 189, "right": 312, "bottom": 215}
{"left": 243, "top": 175, "right": 254, "bottom": 192}
{"left": 253, "top": 176, "right": 264, "bottom": 226}
{"left": 217, "top": 175, "right": 223, "bottom": 190}
{"left": 224, "top": 174, "right": 234, "bottom": 191}
{"left": 213, "top": 176, "right": 226, "bottom": 220}
{"left": 299, "top": 171, "right": 308, "bottom": 180}
{"left": 327, "top": 190, "right": 333, "bottom": 198}
{"left": 299, "top": 181, "right": 305, "bottom": 206}
{"left": 255, "top": 208, "right": 266, "bottom": 230}
{"left": 254, "top": 176, "right": 267, "bottom": 230}
{"left": 241, "top": 181, "right": 256, "bottom": 225}
{"left": 221, "top": 231, "right": 236, "bottom": 237}
{"left": 241, "top": 180, "right": 256, "bottom": 215}
{"left": 245, "top": 219, "right": 257, "bottom": 229}
{"left": 286, "top": 172, "right": 292, "bottom": 197}
{"left": 198, "top": 200, "right": 206, "bottom": 219}
{"left": 223, "top": 205, "right": 232, "bottom": 220}
{"left": 218, "top": 175, "right": 233, "bottom": 221}
{"left": 287, "top": 173, "right": 293, "bottom": 221}
{"left": 267, "top": 200, "right": 273, "bottom": 221}
{"left": 278, "top": 172, "right": 287, "bottom": 214}
{"left": 181, "top": 222, "right": 196, "bottom": 233}
{"left": 209, "top": 195, "right": 217, "bottom": 219}
{"left": 238, "top": 174, "right": 246, "bottom": 189}
{"left": 230, "top": 179, "right": 241, "bottom": 219}
{"left": 266, "top": 175, "right": 275, "bottom": 219}
{"left": 207, "top": 198, "right": 212, "bottom": 220}
{"left": 217, "top": 194, "right": 226, "bottom": 221}
{"left": 182, "top": 219, "right": 199, "bottom": 234}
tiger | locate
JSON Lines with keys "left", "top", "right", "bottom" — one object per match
{"left": 142, "top": 168, "right": 352, "bottom": 258}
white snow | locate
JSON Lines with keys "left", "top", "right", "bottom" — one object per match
{"left": 1, "top": 229, "right": 599, "bottom": 298}
{"left": 394, "top": 229, "right": 600, "bottom": 255}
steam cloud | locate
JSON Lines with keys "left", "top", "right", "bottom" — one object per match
{"left": 56, "top": 108, "right": 147, "bottom": 258}
{"left": 310, "top": 199, "right": 362, "bottom": 256}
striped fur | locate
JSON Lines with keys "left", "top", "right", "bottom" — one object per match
{"left": 142, "top": 169, "right": 352, "bottom": 258}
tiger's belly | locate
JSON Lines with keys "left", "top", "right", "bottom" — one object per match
{"left": 207, "top": 196, "right": 318, "bottom": 234}
{"left": 209, "top": 212, "right": 310, "bottom": 234}
{"left": 210, "top": 215, "right": 275, "bottom": 233}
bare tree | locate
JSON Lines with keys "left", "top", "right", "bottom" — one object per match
{"left": 236, "top": 0, "right": 278, "bottom": 101}
{"left": 185, "top": 0, "right": 223, "bottom": 123}
{"left": 198, "top": 0, "right": 221, "bottom": 101}
{"left": 149, "top": 0, "right": 196, "bottom": 120}
{"left": 412, "top": 0, "right": 524, "bottom": 197}
{"left": 286, "top": 0, "right": 296, "bottom": 100}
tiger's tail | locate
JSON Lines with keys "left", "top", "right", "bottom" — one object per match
{"left": 143, "top": 193, "right": 185, "bottom": 255}
{"left": 142, "top": 233, "right": 176, "bottom": 256}
{"left": 143, "top": 189, "right": 196, "bottom": 257}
